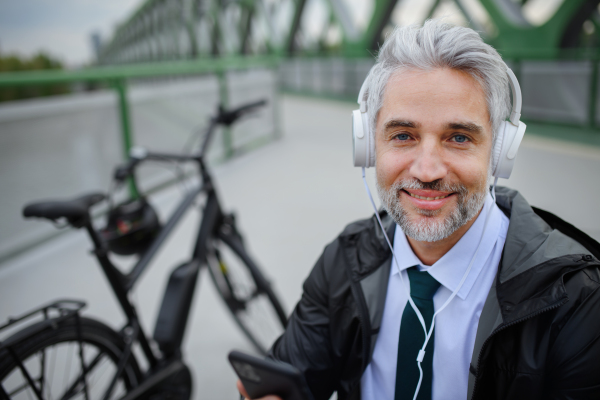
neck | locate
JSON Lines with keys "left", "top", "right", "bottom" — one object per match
{"left": 406, "top": 207, "right": 484, "bottom": 266}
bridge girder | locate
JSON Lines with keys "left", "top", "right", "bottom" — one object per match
{"left": 98, "top": 0, "right": 600, "bottom": 64}
{"left": 478, "top": 0, "right": 600, "bottom": 57}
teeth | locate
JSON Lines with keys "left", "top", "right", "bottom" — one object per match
{"left": 408, "top": 192, "right": 449, "bottom": 200}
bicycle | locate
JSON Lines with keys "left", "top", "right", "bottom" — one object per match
{"left": 0, "top": 100, "right": 287, "bottom": 399}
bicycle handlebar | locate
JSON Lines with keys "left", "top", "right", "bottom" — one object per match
{"left": 113, "top": 147, "right": 148, "bottom": 181}
{"left": 112, "top": 99, "right": 268, "bottom": 182}
{"left": 214, "top": 100, "right": 267, "bottom": 127}
{"left": 114, "top": 159, "right": 139, "bottom": 182}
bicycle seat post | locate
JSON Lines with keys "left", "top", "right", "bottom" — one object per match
{"left": 82, "top": 218, "right": 105, "bottom": 253}
{"left": 81, "top": 218, "right": 139, "bottom": 324}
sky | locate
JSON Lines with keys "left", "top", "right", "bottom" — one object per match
{"left": 0, "top": 0, "right": 564, "bottom": 68}
{"left": 0, "top": 0, "right": 140, "bottom": 67}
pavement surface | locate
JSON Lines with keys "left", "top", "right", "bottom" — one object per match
{"left": 1, "top": 94, "right": 599, "bottom": 399}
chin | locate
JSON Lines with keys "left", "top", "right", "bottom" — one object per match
{"left": 400, "top": 209, "right": 464, "bottom": 242}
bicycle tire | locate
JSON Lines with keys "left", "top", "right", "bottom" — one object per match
{"left": 206, "top": 231, "right": 287, "bottom": 354}
{"left": 0, "top": 316, "right": 141, "bottom": 400}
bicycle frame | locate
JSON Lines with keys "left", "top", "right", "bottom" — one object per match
{"left": 7, "top": 101, "right": 270, "bottom": 400}
{"left": 78, "top": 120, "right": 241, "bottom": 397}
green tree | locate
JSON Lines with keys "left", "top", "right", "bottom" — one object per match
{"left": 0, "top": 52, "right": 70, "bottom": 102}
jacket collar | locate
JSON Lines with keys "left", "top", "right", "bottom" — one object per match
{"left": 494, "top": 186, "right": 593, "bottom": 323}
{"left": 338, "top": 208, "right": 396, "bottom": 282}
{"left": 467, "top": 187, "right": 597, "bottom": 399}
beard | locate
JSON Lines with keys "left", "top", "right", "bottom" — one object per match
{"left": 376, "top": 177, "right": 487, "bottom": 242}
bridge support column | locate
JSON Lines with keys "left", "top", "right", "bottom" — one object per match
{"left": 113, "top": 79, "right": 139, "bottom": 198}
{"left": 217, "top": 71, "right": 233, "bottom": 159}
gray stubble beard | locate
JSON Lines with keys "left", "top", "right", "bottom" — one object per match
{"left": 376, "top": 177, "right": 487, "bottom": 242}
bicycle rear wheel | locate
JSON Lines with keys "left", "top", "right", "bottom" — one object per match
{"left": 0, "top": 317, "right": 141, "bottom": 400}
{"left": 206, "top": 231, "right": 287, "bottom": 354}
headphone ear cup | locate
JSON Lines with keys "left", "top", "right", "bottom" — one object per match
{"left": 492, "top": 121, "right": 526, "bottom": 179}
{"left": 367, "top": 117, "right": 375, "bottom": 168}
{"left": 491, "top": 121, "right": 506, "bottom": 175}
{"left": 352, "top": 109, "right": 366, "bottom": 167}
{"left": 352, "top": 109, "right": 374, "bottom": 167}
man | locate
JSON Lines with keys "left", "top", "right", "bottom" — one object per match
{"left": 239, "top": 20, "right": 600, "bottom": 400}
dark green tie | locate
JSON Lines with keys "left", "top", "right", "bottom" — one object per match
{"left": 395, "top": 267, "right": 441, "bottom": 400}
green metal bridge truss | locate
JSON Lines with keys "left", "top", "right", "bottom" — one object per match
{"left": 98, "top": 0, "right": 600, "bottom": 63}
{"left": 3, "top": 0, "right": 599, "bottom": 172}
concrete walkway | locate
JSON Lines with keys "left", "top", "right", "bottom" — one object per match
{"left": 1, "top": 95, "right": 599, "bottom": 399}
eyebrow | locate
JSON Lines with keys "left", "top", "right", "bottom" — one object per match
{"left": 446, "top": 122, "right": 484, "bottom": 134}
{"left": 383, "top": 119, "right": 486, "bottom": 135}
{"left": 384, "top": 119, "right": 421, "bottom": 130}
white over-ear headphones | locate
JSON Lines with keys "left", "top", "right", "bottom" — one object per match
{"left": 352, "top": 67, "right": 527, "bottom": 179}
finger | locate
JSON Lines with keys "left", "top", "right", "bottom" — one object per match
{"left": 236, "top": 379, "right": 250, "bottom": 399}
{"left": 236, "top": 380, "right": 282, "bottom": 400}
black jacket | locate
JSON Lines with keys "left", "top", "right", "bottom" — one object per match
{"left": 269, "top": 187, "right": 600, "bottom": 399}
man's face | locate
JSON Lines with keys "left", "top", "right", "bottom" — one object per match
{"left": 375, "top": 68, "right": 493, "bottom": 242}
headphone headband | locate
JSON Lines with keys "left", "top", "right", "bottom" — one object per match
{"left": 506, "top": 68, "right": 522, "bottom": 126}
{"left": 357, "top": 71, "right": 370, "bottom": 112}
{"left": 356, "top": 67, "right": 522, "bottom": 124}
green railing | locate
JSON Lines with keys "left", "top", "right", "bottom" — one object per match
{"left": 280, "top": 54, "right": 600, "bottom": 137}
{"left": 0, "top": 55, "right": 280, "bottom": 195}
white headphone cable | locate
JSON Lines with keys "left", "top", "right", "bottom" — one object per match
{"left": 361, "top": 168, "right": 499, "bottom": 400}
{"left": 361, "top": 168, "right": 428, "bottom": 332}
{"left": 412, "top": 190, "right": 495, "bottom": 399}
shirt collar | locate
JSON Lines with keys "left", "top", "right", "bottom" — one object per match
{"left": 391, "top": 193, "right": 504, "bottom": 300}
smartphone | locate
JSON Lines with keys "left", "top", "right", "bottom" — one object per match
{"left": 228, "top": 350, "right": 314, "bottom": 400}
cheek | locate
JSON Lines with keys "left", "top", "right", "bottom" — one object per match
{"left": 375, "top": 151, "right": 412, "bottom": 186}
{"left": 450, "top": 154, "right": 489, "bottom": 187}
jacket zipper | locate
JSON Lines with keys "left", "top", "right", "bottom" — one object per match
{"left": 470, "top": 298, "right": 568, "bottom": 399}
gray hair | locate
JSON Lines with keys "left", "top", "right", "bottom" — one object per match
{"left": 365, "top": 19, "right": 511, "bottom": 142}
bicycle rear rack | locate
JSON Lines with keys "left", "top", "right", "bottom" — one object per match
{"left": 0, "top": 299, "right": 86, "bottom": 350}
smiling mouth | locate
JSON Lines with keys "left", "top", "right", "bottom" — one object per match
{"left": 404, "top": 190, "right": 453, "bottom": 200}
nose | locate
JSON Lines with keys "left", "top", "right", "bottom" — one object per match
{"left": 408, "top": 139, "right": 447, "bottom": 183}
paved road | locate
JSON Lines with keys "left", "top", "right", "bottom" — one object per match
{"left": 1, "top": 94, "right": 599, "bottom": 399}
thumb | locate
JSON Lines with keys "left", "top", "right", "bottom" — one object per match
{"left": 236, "top": 379, "right": 250, "bottom": 399}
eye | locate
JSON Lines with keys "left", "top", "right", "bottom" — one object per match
{"left": 452, "top": 134, "right": 469, "bottom": 143}
{"left": 395, "top": 133, "right": 410, "bottom": 141}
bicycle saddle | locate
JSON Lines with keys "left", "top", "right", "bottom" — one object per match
{"left": 23, "top": 192, "right": 105, "bottom": 225}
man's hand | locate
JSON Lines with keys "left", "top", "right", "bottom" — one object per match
{"left": 236, "top": 379, "right": 282, "bottom": 400}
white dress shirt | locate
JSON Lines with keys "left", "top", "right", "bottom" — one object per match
{"left": 361, "top": 193, "right": 509, "bottom": 400}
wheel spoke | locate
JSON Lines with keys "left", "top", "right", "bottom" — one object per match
{"left": 37, "top": 349, "right": 45, "bottom": 400}
{"left": 76, "top": 328, "right": 90, "bottom": 400}
{"left": 7, "top": 381, "right": 31, "bottom": 397}
{"left": 62, "top": 345, "right": 73, "bottom": 396}
{"left": 46, "top": 345, "right": 56, "bottom": 400}
{"left": 0, "top": 318, "right": 140, "bottom": 400}
{"left": 207, "top": 235, "right": 286, "bottom": 354}
{"left": 6, "top": 348, "right": 44, "bottom": 400}
{"left": 0, "top": 382, "right": 9, "bottom": 400}
{"left": 58, "top": 351, "right": 104, "bottom": 400}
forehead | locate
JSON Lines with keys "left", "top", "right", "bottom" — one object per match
{"left": 377, "top": 68, "right": 491, "bottom": 132}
